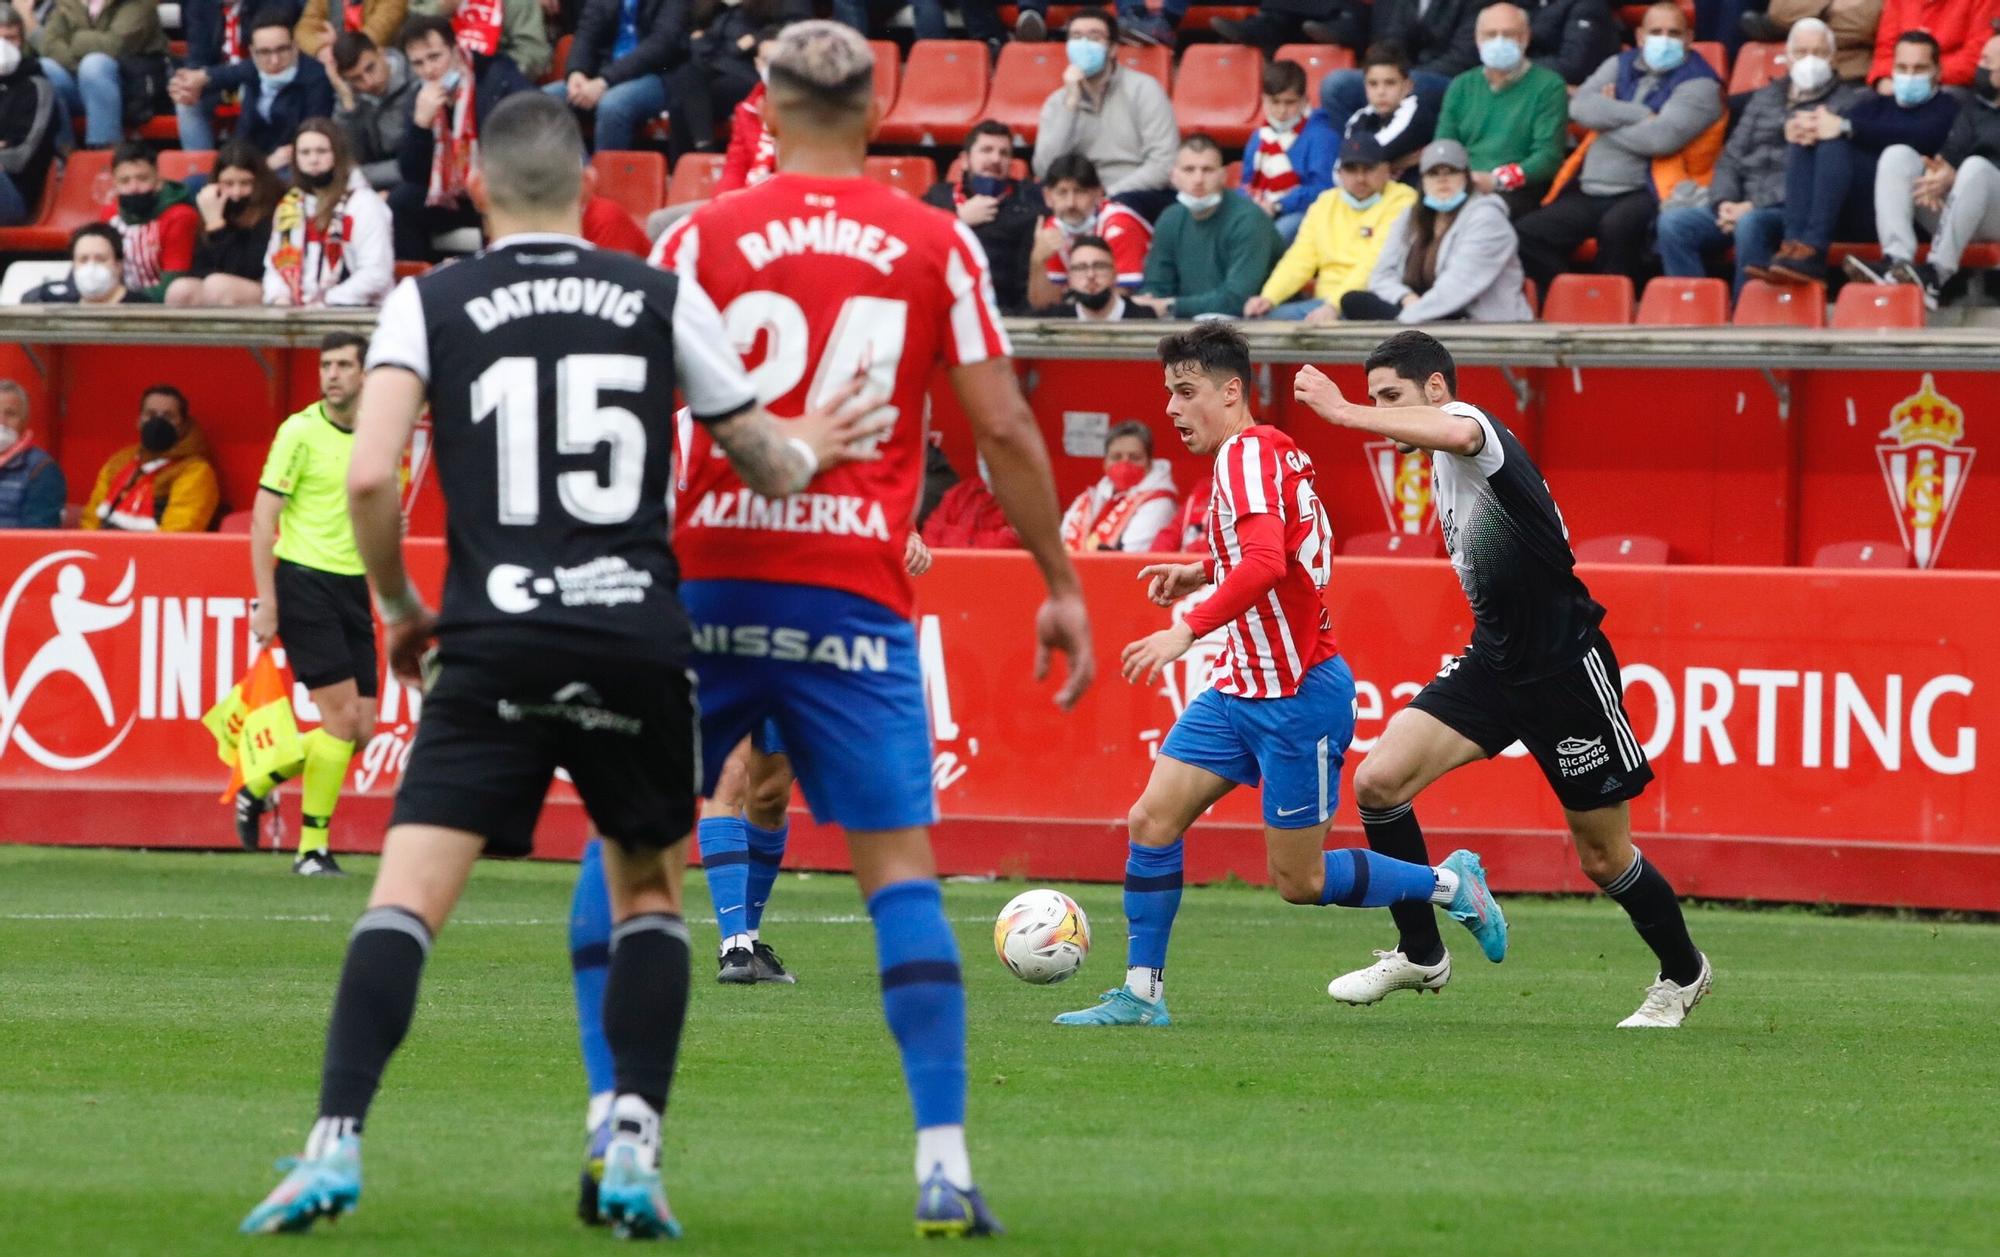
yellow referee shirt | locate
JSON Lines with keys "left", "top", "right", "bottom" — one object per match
{"left": 260, "top": 402, "right": 363, "bottom": 577}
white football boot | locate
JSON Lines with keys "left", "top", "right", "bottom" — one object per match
{"left": 1616, "top": 953, "right": 1713, "bottom": 1028}
{"left": 1327, "top": 948, "right": 1452, "bottom": 1004}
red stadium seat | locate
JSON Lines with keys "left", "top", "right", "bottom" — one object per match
{"left": 1733, "top": 278, "right": 1825, "bottom": 327}
{"left": 986, "top": 42, "right": 1070, "bottom": 140}
{"left": 1813, "top": 540, "right": 1910, "bottom": 569}
{"left": 1636, "top": 276, "right": 1728, "bottom": 326}
{"left": 0, "top": 150, "right": 112, "bottom": 254}
{"left": 869, "top": 40, "right": 901, "bottom": 117}
{"left": 218, "top": 510, "right": 256, "bottom": 535}
{"left": 864, "top": 155, "right": 938, "bottom": 198}
{"left": 590, "top": 150, "right": 668, "bottom": 221}
{"left": 1224, "top": 159, "right": 1242, "bottom": 188}
{"left": 1115, "top": 44, "right": 1172, "bottom": 90}
{"left": 159, "top": 150, "right": 215, "bottom": 183}
{"left": 1172, "top": 45, "right": 1264, "bottom": 147}
{"left": 1832, "top": 283, "right": 1927, "bottom": 329}
{"left": 1342, "top": 530, "right": 1443, "bottom": 558}
{"left": 1575, "top": 534, "right": 1670, "bottom": 564}
{"left": 547, "top": 33, "right": 573, "bottom": 85}
{"left": 1275, "top": 45, "right": 1355, "bottom": 108}
{"left": 1729, "top": 41, "right": 1785, "bottom": 94}
{"left": 877, "top": 41, "right": 991, "bottom": 146}
{"left": 665, "top": 152, "right": 726, "bottom": 206}
{"left": 1618, "top": 1, "right": 1695, "bottom": 30}
{"left": 393, "top": 260, "right": 431, "bottom": 281}
{"left": 1541, "top": 274, "right": 1634, "bottom": 323}
{"left": 1692, "top": 41, "right": 1727, "bottom": 79}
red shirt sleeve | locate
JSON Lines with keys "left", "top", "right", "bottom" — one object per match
{"left": 1183, "top": 513, "right": 1286, "bottom": 638}
{"left": 1105, "top": 215, "right": 1149, "bottom": 287}
{"left": 718, "top": 94, "right": 763, "bottom": 194}
{"left": 583, "top": 197, "right": 651, "bottom": 257}
{"left": 157, "top": 204, "right": 200, "bottom": 275}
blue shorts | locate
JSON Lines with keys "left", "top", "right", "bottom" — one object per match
{"left": 750, "top": 718, "right": 786, "bottom": 759}
{"left": 683, "top": 579, "right": 936, "bottom": 832}
{"left": 1158, "top": 656, "right": 1356, "bottom": 829}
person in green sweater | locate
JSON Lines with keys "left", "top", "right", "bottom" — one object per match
{"left": 1434, "top": 2, "right": 1570, "bottom": 220}
{"left": 1134, "top": 135, "right": 1284, "bottom": 318}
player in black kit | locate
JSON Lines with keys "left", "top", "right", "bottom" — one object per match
{"left": 240, "top": 93, "right": 885, "bottom": 1240}
{"left": 1293, "top": 331, "right": 1711, "bottom": 1028}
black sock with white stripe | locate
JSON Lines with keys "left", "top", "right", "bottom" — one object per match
{"left": 318, "top": 906, "right": 433, "bottom": 1126}
{"left": 1603, "top": 849, "right": 1702, "bottom": 986}
{"left": 603, "top": 913, "right": 691, "bottom": 1113}
{"left": 1358, "top": 802, "right": 1446, "bottom": 967}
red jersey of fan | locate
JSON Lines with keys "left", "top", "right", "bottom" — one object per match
{"left": 718, "top": 83, "right": 777, "bottom": 194}
{"left": 1040, "top": 200, "right": 1151, "bottom": 289}
{"left": 653, "top": 172, "right": 1011, "bottom": 617}
{"left": 1193, "top": 425, "right": 1338, "bottom": 698}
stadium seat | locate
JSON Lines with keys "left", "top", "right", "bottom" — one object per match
{"left": 1275, "top": 45, "right": 1356, "bottom": 108}
{"left": 218, "top": 510, "right": 256, "bottom": 534}
{"left": 863, "top": 155, "right": 937, "bottom": 198}
{"left": 877, "top": 41, "right": 990, "bottom": 146}
{"left": 1729, "top": 41, "right": 1785, "bottom": 94}
{"left": 1575, "top": 534, "right": 1669, "bottom": 564}
{"left": 665, "top": 152, "right": 726, "bottom": 206}
{"left": 1342, "top": 530, "right": 1443, "bottom": 558}
{"left": 1541, "top": 274, "right": 1634, "bottom": 323}
{"left": 159, "top": 150, "right": 215, "bottom": 183}
{"left": 987, "top": 42, "right": 1071, "bottom": 140}
{"left": 1832, "top": 283, "right": 1927, "bottom": 329}
{"left": 1618, "top": 1, "right": 1694, "bottom": 29}
{"left": 590, "top": 150, "right": 668, "bottom": 221}
{"left": 392, "top": 260, "right": 430, "bottom": 281}
{"left": 869, "top": 40, "right": 901, "bottom": 117}
{"left": 1636, "top": 276, "right": 1728, "bottom": 325}
{"left": 1224, "top": 159, "right": 1242, "bottom": 187}
{"left": 1173, "top": 45, "right": 1264, "bottom": 147}
{"left": 0, "top": 150, "right": 112, "bottom": 254}
{"left": 547, "top": 33, "right": 572, "bottom": 85}
{"left": 1733, "top": 278, "right": 1825, "bottom": 328}
{"left": 1115, "top": 44, "right": 1172, "bottom": 90}
{"left": 1692, "top": 41, "right": 1726, "bottom": 79}
{"left": 1812, "top": 540, "right": 1909, "bottom": 569}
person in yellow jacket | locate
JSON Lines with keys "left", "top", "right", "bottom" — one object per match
{"left": 1244, "top": 134, "right": 1418, "bottom": 325}
{"left": 238, "top": 332, "right": 379, "bottom": 876}
{"left": 80, "top": 385, "right": 222, "bottom": 532}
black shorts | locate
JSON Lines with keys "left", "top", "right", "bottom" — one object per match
{"left": 389, "top": 648, "right": 698, "bottom": 857}
{"left": 1408, "top": 630, "right": 1653, "bottom": 812}
{"left": 275, "top": 560, "right": 379, "bottom": 697}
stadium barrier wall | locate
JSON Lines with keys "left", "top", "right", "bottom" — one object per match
{"left": 2, "top": 537, "right": 1994, "bottom": 910}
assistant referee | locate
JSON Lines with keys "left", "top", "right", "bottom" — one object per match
{"left": 240, "top": 332, "right": 381, "bottom": 876}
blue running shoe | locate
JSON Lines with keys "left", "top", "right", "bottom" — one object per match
{"left": 239, "top": 1134, "right": 361, "bottom": 1234}
{"left": 1441, "top": 849, "right": 1508, "bottom": 963}
{"left": 1052, "top": 987, "right": 1172, "bottom": 1026}
{"left": 914, "top": 1167, "right": 1005, "bottom": 1238}
{"left": 577, "top": 1117, "right": 612, "bottom": 1226}
{"left": 597, "top": 1135, "right": 682, "bottom": 1240}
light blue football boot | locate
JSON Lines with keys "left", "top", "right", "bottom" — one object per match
{"left": 239, "top": 1134, "right": 362, "bottom": 1234}
{"left": 597, "top": 1132, "right": 682, "bottom": 1240}
{"left": 1052, "top": 987, "right": 1172, "bottom": 1026}
{"left": 1440, "top": 849, "right": 1508, "bottom": 963}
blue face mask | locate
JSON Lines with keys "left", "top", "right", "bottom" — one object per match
{"left": 1423, "top": 189, "right": 1469, "bottom": 213}
{"left": 965, "top": 174, "right": 1009, "bottom": 198}
{"left": 1066, "top": 37, "right": 1107, "bottom": 78}
{"left": 1892, "top": 72, "right": 1936, "bottom": 107}
{"left": 258, "top": 60, "right": 298, "bottom": 94}
{"left": 441, "top": 69, "right": 464, "bottom": 93}
{"left": 1479, "top": 37, "right": 1523, "bottom": 73}
{"left": 1340, "top": 187, "right": 1382, "bottom": 211}
{"left": 1642, "top": 34, "right": 1686, "bottom": 73}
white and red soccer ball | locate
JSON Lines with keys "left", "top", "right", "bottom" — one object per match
{"left": 992, "top": 889, "right": 1091, "bottom": 985}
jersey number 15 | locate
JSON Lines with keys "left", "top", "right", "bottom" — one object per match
{"left": 472, "top": 354, "right": 647, "bottom": 527}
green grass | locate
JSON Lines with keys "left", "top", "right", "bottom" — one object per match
{"left": 1, "top": 847, "right": 1996, "bottom": 1256}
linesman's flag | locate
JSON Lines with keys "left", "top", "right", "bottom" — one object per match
{"left": 201, "top": 649, "right": 306, "bottom": 802}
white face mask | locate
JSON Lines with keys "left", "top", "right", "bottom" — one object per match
{"left": 1788, "top": 54, "right": 1832, "bottom": 94}
{"left": 0, "top": 39, "right": 22, "bottom": 77}
{"left": 0, "top": 426, "right": 20, "bottom": 454}
{"left": 73, "top": 262, "right": 117, "bottom": 300}
{"left": 1266, "top": 111, "right": 1302, "bottom": 135}
{"left": 1177, "top": 190, "right": 1223, "bottom": 215}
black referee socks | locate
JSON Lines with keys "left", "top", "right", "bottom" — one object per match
{"left": 603, "top": 913, "right": 692, "bottom": 1114}
{"left": 319, "top": 906, "right": 433, "bottom": 1127}
{"left": 1604, "top": 850, "right": 1704, "bottom": 987}
{"left": 1358, "top": 802, "right": 1447, "bottom": 967}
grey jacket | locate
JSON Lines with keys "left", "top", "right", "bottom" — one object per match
{"left": 1707, "top": 77, "right": 1864, "bottom": 208}
{"left": 335, "top": 49, "right": 416, "bottom": 193}
{"left": 1032, "top": 65, "right": 1180, "bottom": 196}
{"left": 1367, "top": 193, "right": 1533, "bottom": 323}
{"left": 1569, "top": 53, "right": 1724, "bottom": 197}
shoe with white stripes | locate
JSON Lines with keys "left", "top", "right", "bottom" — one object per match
{"left": 1327, "top": 948, "right": 1451, "bottom": 1005}
{"left": 1617, "top": 953, "right": 1713, "bottom": 1028}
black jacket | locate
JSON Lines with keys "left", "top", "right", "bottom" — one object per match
{"left": 182, "top": 0, "right": 305, "bottom": 71}
{"left": 1942, "top": 90, "right": 2000, "bottom": 168}
{"left": 922, "top": 177, "right": 1048, "bottom": 314}
{"left": 1372, "top": 0, "right": 1482, "bottom": 79}
{"left": 0, "top": 60, "right": 57, "bottom": 209}
{"left": 205, "top": 56, "right": 335, "bottom": 155}
{"left": 397, "top": 54, "right": 533, "bottom": 189}
{"left": 569, "top": 0, "right": 688, "bottom": 85}
{"left": 1526, "top": 0, "right": 1620, "bottom": 87}
{"left": 192, "top": 217, "right": 274, "bottom": 281}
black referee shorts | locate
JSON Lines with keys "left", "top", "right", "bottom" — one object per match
{"left": 1408, "top": 630, "right": 1653, "bottom": 812}
{"left": 275, "top": 559, "right": 379, "bottom": 698}
{"left": 389, "top": 649, "right": 699, "bottom": 858}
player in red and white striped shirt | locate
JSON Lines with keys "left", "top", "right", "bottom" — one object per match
{"left": 1056, "top": 323, "right": 1506, "bottom": 1029}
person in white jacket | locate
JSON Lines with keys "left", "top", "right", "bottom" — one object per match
{"left": 1340, "top": 139, "right": 1535, "bottom": 324}
{"left": 263, "top": 117, "right": 394, "bottom": 308}
{"left": 1059, "top": 420, "right": 1180, "bottom": 553}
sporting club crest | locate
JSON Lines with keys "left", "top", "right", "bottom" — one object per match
{"left": 1876, "top": 375, "right": 1975, "bottom": 569}
{"left": 1363, "top": 440, "right": 1435, "bottom": 535}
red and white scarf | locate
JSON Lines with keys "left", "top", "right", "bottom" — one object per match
{"left": 1247, "top": 123, "right": 1300, "bottom": 201}
{"left": 97, "top": 456, "right": 176, "bottom": 532}
{"left": 270, "top": 185, "right": 351, "bottom": 306}
{"left": 222, "top": 1, "right": 246, "bottom": 63}
{"left": 452, "top": 0, "right": 505, "bottom": 57}
{"left": 1059, "top": 463, "right": 1177, "bottom": 552}
{"left": 427, "top": 75, "right": 477, "bottom": 208}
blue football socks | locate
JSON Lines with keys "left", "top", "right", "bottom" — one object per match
{"left": 568, "top": 838, "right": 614, "bottom": 1099}
{"left": 698, "top": 816, "right": 752, "bottom": 948}
{"left": 866, "top": 879, "right": 967, "bottom": 1130}
{"left": 1124, "top": 838, "right": 1185, "bottom": 973}
{"left": 743, "top": 819, "right": 789, "bottom": 932}
{"left": 1317, "top": 847, "right": 1440, "bottom": 908}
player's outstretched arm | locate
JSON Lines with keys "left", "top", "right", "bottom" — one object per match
{"left": 949, "top": 358, "right": 1096, "bottom": 710}
{"left": 1292, "top": 364, "right": 1485, "bottom": 457}
{"left": 348, "top": 365, "right": 434, "bottom": 685}
{"left": 707, "top": 376, "right": 890, "bottom": 500}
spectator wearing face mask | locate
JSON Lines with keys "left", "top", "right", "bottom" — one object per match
{"left": 1032, "top": 8, "right": 1180, "bottom": 219}
{"left": 99, "top": 143, "right": 202, "bottom": 301}
{"left": 1026, "top": 154, "right": 1152, "bottom": 312}
{"left": 0, "top": 381, "right": 64, "bottom": 530}
{"left": 1134, "top": 135, "right": 1284, "bottom": 317}
{"left": 1029, "top": 234, "right": 1156, "bottom": 320}
{"left": 265, "top": 117, "right": 394, "bottom": 306}
{"left": 1238, "top": 59, "right": 1332, "bottom": 245}
{"left": 25, "top": 223, "right": 154, "bottom": 304}
{"left": 390, "top": 14, "right": 531, "bottom": 261}
{"left": 1340, "top": 138, "right": 1532, "bottom": 322}
{"left": 1245, "top": 133, "right": 1416, "bottom": 324}
{"left": 924, "top": 120, "right": 1048, "bottom": 313}
{"left": 1435, "top": 3, "right": 1570, "bottom": 219}
{"left": 1059, "top": 420, "right": 1178, "bottom": 553}
{"left": 80, "top": 384, "right": 222, "bottom": 533}
{"left": 1863, "top": 0, "right": 2000, "bottom": 93}
{"left": 0, "top": 5, "right": 56, "bottom": 228}
{"left": 327, "top": 32, "right": 417, "bottom": 191}
{"left": 165, "top": 142, "right": 285, "bottom": 307}
{"left": 1740, "top": 2, "right": 1881, "bottom": 81}
{"left": 170, "top": 8, "right": 334, "bottom": 163}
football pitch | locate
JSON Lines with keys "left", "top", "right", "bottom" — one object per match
{"left": 2, "top": 847, "right": 1995, "bottom": 1256}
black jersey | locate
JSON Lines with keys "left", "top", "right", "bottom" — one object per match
{"left": 1431, "top": 401, "right": 1605, "bottom": 680}
{"left": 366, "top": 234, "right": 756, "bottom": 666}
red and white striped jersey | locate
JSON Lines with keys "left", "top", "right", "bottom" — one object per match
{"left": 1204, "top": 425, "right": 1338, "bottom": 698}
{"left": 1040, "top": 200, "right": 1152, "bottom": 289}
{"left": 653, "top": 173, "right": 1011, "bottom": 618}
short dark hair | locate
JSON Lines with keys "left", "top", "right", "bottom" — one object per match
{"left": 964, "top": 119, "right": 1012, "bottom": 151}
{"left": 320, "top": 331, "right": 369, "bottom": 358}
{"left": 1107, "top": 419, "right": 1153, "bottom": 457}
{"left": 1069, "top": 6, "right": 1117, "bottom": 42}
{"left": 1364, "top": 42, "right": 1411, "bottom": 74}
{"left": 331, "top": 30, "right": 377, "bottom": 73}
{"left": 1044, "top": 153, "right": 1102, "bottom": 190}
{"left": 70, "top": 221, "right": 123, "bottom": 260}
{"left": 111, "top": 140, "right": 156, "bottom": 170}
{"left": 142, "top": 383, "right": 190, "bottom": 418}
{"left": 1894, "top": 29, "right": 1942, "bottom": 65}
{"left": 1179, "top": 133, "right": 1224, "bottom": 159}
{"left": 1157, "top": 322, "right": 1252, "bottom": 391}
{"left": 1068, "top": 233, "right": 1112, "bottom": 258}
{"left": 479, "top": 92, "right": 586, "bottom": 213}
{"left": 1261, "top": 59, "right": 1305, "bottom": 98}
{"left": 1364, "top": 329, "right": 1457, "bottom": 397}
{"left": 401, "top": 13, "right": 457, "bottom": 53}
{"left": 249, "top": 8, "right": 295, "bottom": 37}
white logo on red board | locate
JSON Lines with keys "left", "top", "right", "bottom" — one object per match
{"left": 0, "top": 550, "right": 138, "bottom": 771}
{"left": 1877, "top": 374, "right": 1975, "bottom": 570}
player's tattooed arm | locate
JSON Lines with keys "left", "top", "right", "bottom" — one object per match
{"left": 708, "top": 411, "right": 818, "bottom": 498}
{"left": 1291, "top": 364, "right": 1484, "bottom": 456}
{"left": 708, "top": 376, "right": 891, "bottom": 498}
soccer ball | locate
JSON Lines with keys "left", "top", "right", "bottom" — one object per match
{"left": 993, "top": 889, "right": 1091, "bottom": 985}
